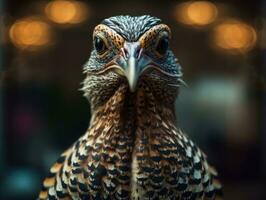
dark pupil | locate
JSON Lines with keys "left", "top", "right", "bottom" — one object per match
{"left": 156, "top": 37, "right": 169, "bottom": 55}
{"left": 94, "top": 36, "right": 106, "bottom": 53}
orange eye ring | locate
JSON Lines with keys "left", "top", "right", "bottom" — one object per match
{"left": 155, "top": 33, "right": 169, "bottom": 57}
{"left": 93, "top": 24, "right": 125, "bottom": 52}
{"left": 93, "top": 34, "right": 109, "bottom": 57}
{"left": 138, "top": 24, "right": 171, "bottom": 58}
{"left": 94, "top": 35, "right": 107, "bottom": 54}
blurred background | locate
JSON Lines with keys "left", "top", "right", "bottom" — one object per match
{"left": 0, "top": 0, "right": 266, "bottom": 199}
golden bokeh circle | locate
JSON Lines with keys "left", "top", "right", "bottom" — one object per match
{"left": 174, "top": 1, "right": 218, "bottom": 26}
{"left": 45, "top": 0, "right": 89, "bottom": 24}
{"left": 213, "top": 20, "right": 257, "bottom": 52}
{"left": 9, "top": 17, "right": 51, "bottom": 50}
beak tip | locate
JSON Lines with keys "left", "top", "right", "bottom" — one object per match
{"left": 129, "top": 87, "right": 136, "bottom": 93}
{"left": 128, "top": 82, "right": 137, "bottom": 93}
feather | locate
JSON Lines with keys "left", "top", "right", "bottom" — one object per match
{"left": 38, "top": 15, "right": 222, "bottom": 200}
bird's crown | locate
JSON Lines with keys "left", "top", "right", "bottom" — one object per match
{"left": 101, "top": 15, "right": 162, "bottom": 42}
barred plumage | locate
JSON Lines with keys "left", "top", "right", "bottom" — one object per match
{"left": 38, "top": 15, "right": 222, "bottom": 200}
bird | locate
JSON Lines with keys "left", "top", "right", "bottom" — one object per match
{"left": 38, "top": 15, "right": 222, "bottom": 200}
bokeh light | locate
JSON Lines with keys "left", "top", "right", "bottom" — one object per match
{"left": 45, "top": 0, "right": 89, "bottom": 24}
{"left": 174, "top": 1, "right": 218, "bottom": 27}
{"left": 212, "top": 19, "right": 257, "bottom": 52}
{"left": 9, "top": 17, "right": 52, "bottom": 50}
{"left": 261, "top": 18, "right": 266, "bottom": 49}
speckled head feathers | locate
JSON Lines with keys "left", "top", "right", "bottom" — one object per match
{"left": 83, "top": 15, "right": 183, "bottom": 109}
{"left": 102, "top": 15, "right": 162, "bottom": 42}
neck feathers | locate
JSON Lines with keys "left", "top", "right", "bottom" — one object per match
{"left": 90, "top": 84, "right": 176, "bottom": 135}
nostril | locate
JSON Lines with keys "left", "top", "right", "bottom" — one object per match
{"left": 135, "top": 48, "right": 140, "bottom": 58}
{"left": 122, "top": 48, "right": 129, "bottom": 59}
{"left": 135, "top": 48, "right": 142, "bottom": 59}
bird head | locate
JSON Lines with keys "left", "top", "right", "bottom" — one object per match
{"left": 82, "top": 15, "right": 182, "bottom": 108}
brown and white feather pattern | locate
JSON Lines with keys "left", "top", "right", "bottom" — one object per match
{"left": 38, "top": 83, "right": 222, "bottom": 200}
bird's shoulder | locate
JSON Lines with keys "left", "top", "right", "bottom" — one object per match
{"left": 173, "top": 129, "right": 223, "bottom": 199}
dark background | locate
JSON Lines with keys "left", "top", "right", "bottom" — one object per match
{"left": 0, "top": 0, "right": 266, "bottom": 199}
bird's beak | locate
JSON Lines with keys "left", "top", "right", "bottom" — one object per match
{"left": 95, "top": 41, "right": 180, "bottom": 92}
{"left": 117, "top": 42, "right": 145, "bottom": 92}
{"left": 125, "top": 52, "right": 139, "bottom": 92}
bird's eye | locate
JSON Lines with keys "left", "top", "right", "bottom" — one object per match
{"left": 94, "top": 36, "right": 107, "bottom": 55}
{"left": 156, "top": 36, "right": 169, "bottom": 56}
